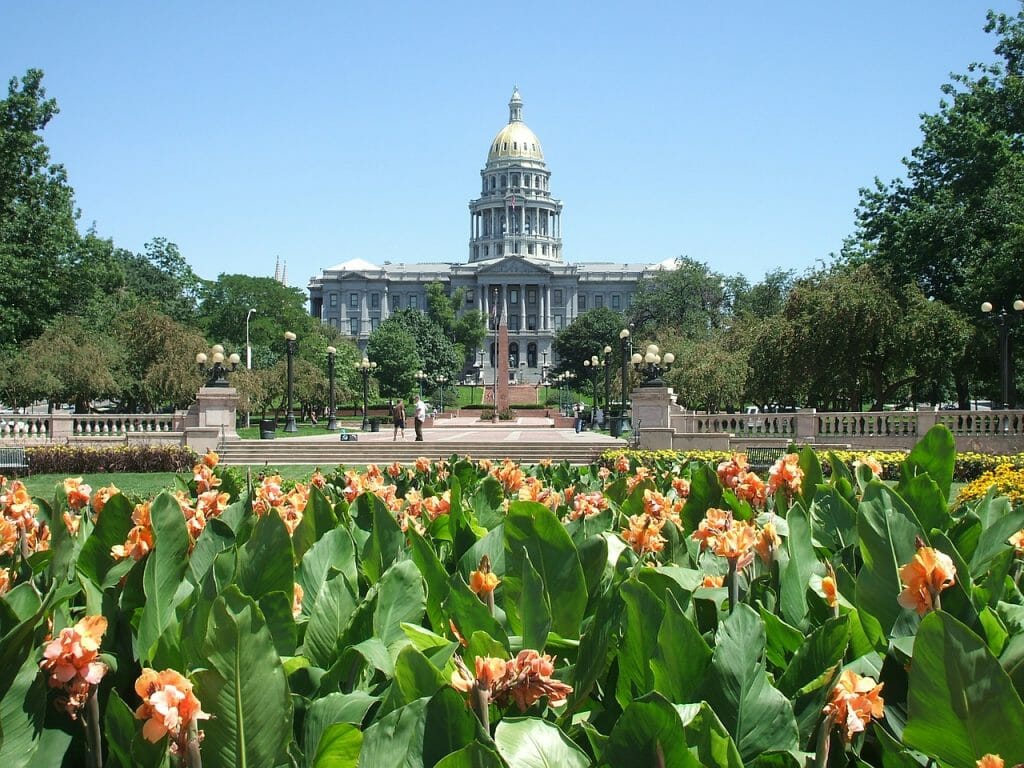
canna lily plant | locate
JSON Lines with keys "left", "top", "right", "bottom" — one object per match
{"left": 2, "top": 426, "right": 1024, "bottom": 766}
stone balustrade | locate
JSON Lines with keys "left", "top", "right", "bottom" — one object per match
{"left": 0, "top": 413, "right": 185, "bottom": 445}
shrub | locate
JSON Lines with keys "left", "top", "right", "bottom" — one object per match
{"left": 955, "top": 463, "right": 1024, "bottom": 508}
{"left": 25, "top": 444, "right": 197, "bottom": 474}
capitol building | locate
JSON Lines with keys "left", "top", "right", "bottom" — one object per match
{"left": 307, "top": 88, "right": 670, "bottom": 382}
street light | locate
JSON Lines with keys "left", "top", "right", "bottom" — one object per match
{"left": 632, "top": 343, "right": 675, "bottom": 387}
{"left": 620, "top": 328, "right": 633, "bottom": 427}
{"left": 195, "top": 344, "right": 241, "bottom": 387}
{"left": 584, "top": 355, "right": 604, "bottom": 425}
{"left": 284, "top": 332, "right": 298, "bottom": 432}
{"left": 356, "top": 357, "right": 377, "bottom": 430}
{"left": 602, "top": 344, "right": 612, "bottom": 427}
{"left": 437, "top": 374, "right": 449, "bottom": 413}
{"left": 981, "top": 299, "right": 1024, "bottom": 408}
{"left": 326, "top": 346, "right": 338, "bottom": 431}
{"left": 245, "top": 308, "right": 256, "bottom": 370}
{"left": 415, "top": 369, "right": 428, "bottom": 398}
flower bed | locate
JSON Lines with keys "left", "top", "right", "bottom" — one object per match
{"left": 1, "top": 427, "right": 1023, "bottom": 766}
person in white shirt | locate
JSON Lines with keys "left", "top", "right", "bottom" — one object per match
{"left": 414, "top": 396, "right": 427, "bottom": 441}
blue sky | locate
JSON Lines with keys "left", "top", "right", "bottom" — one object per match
{"left": 4, "top": 1, "right": 1020, "bottom": 286}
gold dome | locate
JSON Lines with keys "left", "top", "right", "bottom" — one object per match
{"left": 487, "top": 87, "right": 544, "bottom": 163}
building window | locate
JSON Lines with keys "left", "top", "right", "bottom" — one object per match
{"left": 393, "top": 295, "right": 401, "bottom": 309}
{"left": 349, "top": 318, "right": 359, "bottom": 336}
{"left": 509, "top": 315, "right": 520, "bottom": 332}
{"left": 371, "top": 318, "right": 380, "bottom": 331}
{"left": 512, "top": 173, "right": 519, "bottom": 186}
{"left": 527, "top": 343, "right": 537, "bottom": 367}
{"left": 578, "top": 295, "right": 587, "bottom": 311}
{"left": 466, "top": 293, "right": 473, "bottom": 305}
{"left": 370, "top": 293, "right": 380, "bottom": 309}
{"left": 490, "top": 176, "right": 496, "bottom": 190}
{"left": 541, "top": 245, "right": 548, "bottom": 255}
{"left": 500, "top": 174, "right": 506, "bottom": 187}
{"left": 625, "top": 293, "right": 632, "bottom": 307}
{"left": 473, "top": 245, "right": 479, "bottom": 258}
{"left": 527, "top": 245, "right": 534, "bottom": 255}
{"left": 553, "top": 289, "right": 563, "bottom": 305}
{"left": 553, "top": 315, "right": 564, "bottom": 330}
{"left": 527, "top": 314, "right": 537, "bottom": 331}
{"left": 410, "top": 295, "right": 419, "bottom": 310}
{"left": 509, "top": 288, "right": 519, "bottom": 304}
{"left": 497, "top": 245, "right": 503, "bottom": 255}
{"left": 484, "top": 245, "right": 489, "bottom": 256}
{"left": 329, "top": 293, "right": 337, "bottom": 307}
{"left": 509, "top": 342, "right": 519, "bottom": 368}
{"left": 527, "top": 288, "right": 537, "bottom": 305}
{"left": 612, "top": 294, "right": 621, "bottom": 309}
{"left": 349, "top": 293, "right": 359, "bottom": 308}
{"left": 595, "top": 295, "right": 604, "bottom": 308}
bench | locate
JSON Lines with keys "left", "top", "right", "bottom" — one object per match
{"left": 0, "top": 446, "right": 29, "bottom": 476}
{"left": 745, "top": 446, "right": 787, "bottom": 471}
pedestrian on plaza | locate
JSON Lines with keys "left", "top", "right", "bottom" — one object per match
{"left": 574, "top": 402, "right": 584, "bottom": 433}
{"left": 392, "top": 399, "right": 406, "bottom": 441}
{"left": 414, "top": 395, "right": 426, "bottom": 441}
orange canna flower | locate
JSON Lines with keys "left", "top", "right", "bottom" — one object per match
{"left": 91, "top": 484, "right": 120, "bottom": 518}
{"left": 0, "top": 566, "right": 10, "bottom": 595}
{"left": 853, "top": 455, "right": 883, "bottom": 477}
{"left": 111, "top": 524, "right": 154, "bottom": 561}
{"left": 713, "top": 521, "right": 757, "bottom": 563}
{"left": 621, "top": 513, "right": 666, "bottom": 556}
{"left": 625, "top": 466, "right": 652, "bottom": 494}
{"left": 292, "top": 583, "right": 304, "bottom": 619}
{"left": 822, "top": 670, "right": 884, "bottom": 742}
{"left": 310, "top": 469, "right": 327, "bottom": 488}
{"left": 717, "top": 454, "right": 749, "bottom": 489}
{"left": 691, "top": 507, "right": 733, "bottom": 552}
{"left": 754, "top": 521, "right": 780, "bottom": 565}
{"left": 0, "top": 516, "right": 17, "bottom": 556}
{"left": 898, "top": 545, "right": 956, "bottom": 616}
{"left": 701, "top": 574, "right": 724, "bottom": 588}
{"left": 1008, "top": 529, "right": 1024, "bottom": 555}
{"left": 451, "top": 650, "right": 572, "bottom": 711}
{"left": 821, "top": 575, "right": 839, "bottom": 608}
{"left": 134, "top": 668, "right": 210, "bottom": 746}
{"left": 470, "top": 569, "right": 501, "bottom": 595}
{"left": 415, "top": 456, "right": 432, "bottom": 474}
{"left": 977, "top": 756, "right": 1004, "bottom": 768}
{"left": 40, "top": 615, "right": 109, "bottom": 718}
{"left": 63, "top": 477, "right": 92, "bottom": 511}
{"left": 192, "top": 463, "right": 221, "bottom": 494}
{"left": 492, "top": 460, "right": 526, "bottom": 493}
{"left": 202, "top": 450, "right": 219, "bottom": 469}
{"left": 734, "top": 470, "right": 767, "bottom": 507}
{"left": 567, "top": 490, "right": 609, "bottom": 521}
{"left": 672, "top": 476, "right": 691, "bottom": 498}
{"left": 767, "top": 453, "right": 803, "bottom": 497}
{"left": 614, "top": 455, "right": 631, "bottom": 473}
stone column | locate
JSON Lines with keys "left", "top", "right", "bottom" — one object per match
{"left": 381, "top": 289, "right": 389, "bottom": 320}
{"left": 182, "top": 386, "right": 240, "bottom": 453}
{"left": 360, "top": 292, "right": 369, "bottom": 337}
{"left": 544, "top": 285, "right": 551, "bottom": 329}
{"left": 520, "top": 283, "right": 526, "bottom": 331}
{"left": 795, "top": 408, "right": 818, "bottom": 443}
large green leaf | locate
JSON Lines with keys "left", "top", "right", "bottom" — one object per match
{"left": 433, "top": 743, "right": 504, "bottom": 768}
{"left": 520, "top": 549, "right": 552, "bottom": 652}
{"left": 136, "top": 491, "right": 190, "bottom": 661}
{"left": 76, "top": 492, "right": 133, "bottom": 586}
{"left": 904, "top": 611, "right": 1024, "bottom": 766}
{"left": 675, "top": 702, "right": 744, "bottom": 768}
{"left": 393, "top": 645, "right": 447, "bottom": 705}
{"left": 652, "top": 592, "right": 712, "bottom": 703}
{"left": 298, "top": 527, "right": 359, "bottom": 615}
{"left": 682, "top": 462, "right": 723, "bottom": 530}
{"left": 0, "top": 651, "right": 46, "bottom": 766}
{"left": 443, "top": 575, "right": 509, "bottom": 653}
{"left": 102, "top": 689, "right": 167, "bottom": 768}
{"left": 896, "top": 472, "right": 950, "bottom": 535}
{"left": 493, "top": 717, "right": 590, "bottom": 768}
{"left": 569, "top": 585, "right": 623, "bottom": 708}
{"left": 855, "top": 481, "right": 926, "bottom": 636}
{"left": 407, "top": 527, "right": 452, "bottom": 633}
{"left": 618, "top": 579, "right": 663, "bottom": 700}
{"left": 358, "top": 688, "right": 479, "bottom": 768}
{"left": 797, "top": 445, "right": 823, "bottom": 510}
{"left": 304, "top": 571, "right": 360, "bottom": 669}
{"left": 604, "top": 693, "right": 701, "bottom": 768}
{"left": 902, "top": 424, "right": 955, "bottom": 501}
{"left": 312, "top": 723, "right": 362, "bottom": 768}
{"left": 304, "top": 692, "right": 377, "bottom": 768}
{"left": 360, "top": 493, "right": 406, "bottom": 584}
{"left": 237, "top": 510, "right": 294, "bottom": 601}
{"left": 780, "top": 501, "right": 817, "bottom": 627}
{"left": 809, "top": 486, "right": 858, "bottom": 553}
{"left": 194, "top": 587, "right": 293, "bottom": 768}
{"left": 373, "top": 560, "right": 426, "bottom": 647}
{"left": 504, "top": 501, "right": 587, "bottom": 639}
{"left": 775, "top": 616, "right": 849, "bottom": 698}
{"left": 701, "top": 605, "right": 798, "bottom": 760}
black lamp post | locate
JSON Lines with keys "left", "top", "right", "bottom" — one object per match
{"left": 982, "top": 300, "right": 1024, "bottom": 408}
{"left": 415, "top": 369, "right": 428, "bottom": 399}
{"left": 602, "top": 344, "right": 612, "bottom": 425}
{"left": 284, "top": 331, "right": 297, "bottom": 432}
{"left": 326, "top": 346, "right": 338, "bottom": 430}
{"left": 357, "top": 356, "right": 376, "bottom": 430}
{"left": 620, "top": 328, "right": 633, "bottom": 422}
{"left": 196, "top": 344, "right": 240, "bottom": 387}
{"left": 632, "top": 343, "right": 675, "bottom": 388}
{"left": 437, "top": 374, "right": 449, "bottom": 413}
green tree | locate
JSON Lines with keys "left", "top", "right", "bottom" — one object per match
{"left": 627, "top": 256, "right": 729, "bottom": 340}
{"left": 552, "top": 307, "right": 626, "bottom": 380}
{"left": 365, "top": 318, "right": 425, "bottom": 399}
{"left": 425, "top": 281, "right": 487, "bottom": 365}
{"left": 0, "top": 69, "right": 79, "bottom": 348}
{"left": 118, "top": 238, "right": 203, "bottom": 325}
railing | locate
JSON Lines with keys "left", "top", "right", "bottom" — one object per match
{"left": 71, "top": 415, "right": 179, "bottom": 437}
{"left": 0, "top": 417, "right": 49, "bottom": 439}
{"left": 0, "top": 413, "right": 182, "bottom": 442}
{"left": 816, "top": 412, "right": 919, "bottom": 438}
{"left": 691, "top": 414, "right": 797, "bottom": 437}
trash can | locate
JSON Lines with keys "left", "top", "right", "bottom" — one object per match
{"left": 259, "top": 419, "right": 276, "bottom": 439}
{"left": 610, "top": 416, "right": 623, "bottom": 438}
{"left": 369, "top": 418, "right": 380, "bottom": 433}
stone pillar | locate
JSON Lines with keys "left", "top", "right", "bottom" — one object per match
{"left": 520, "top": 283, "right": 526, "bottom": 331}
{"left": 182, "top": 386, "right": 240, "bottom": 453}
{"left": 795, "top": 408, "right": 818, "bottom": 443}
{"left": 917, "top": 405, "right": 938, "bottom": 435}
{"left": 496, "top": 323, "right": 510, "bottom": 416}
{"left": 381, "top": 288, "right": 389, "bottom": 320}
{"left": 631, "top": 387, "right": 675, "bottom": 430}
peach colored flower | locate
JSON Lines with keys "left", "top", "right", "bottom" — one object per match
{"left": 253, "top": 474, "right": 285, "bottom": 515}
{"left": 63, "top": 477, "right": 92, "bottom": 511}
{"left": 717, "top": 454, "right": 749, "bottom": 489}
{"left": 622, "top": 513, "right": 666, "bottom": 556}
{"left": 492, "top": 460, "right": 526, "bottom": 493}
{"left": 134, "top": 668, "right": 209, "bottom": 746}
{"left": 91, "top": 484, "right": 120, "bottom": 518}
{"left": 625, "top": 467, "right": 652, "bottom": 494}
{"left": 40, "top": 615, "right": 108, "bottom": 718}
{"left": 477, "top": 458, "right": 494, "bottom": 473}
{"left": 292, "top": 583, "right": 304, "bottom": 618}
{"left": 0, "top": 516, "right": 17, "bottom": 556}
{"left": 713, "top": 521, "right": 757, "bottom": 562}
{"left": 767, "top": 453, "right": 803, "bottom": 497}
{"left": 977, "top": 756, "right": 1004, "bottom": 768}
{"left": 470, "top": 570, "right": 500, "bottom": 595}
{"left": 421, "top": 491, "right": 451, "bottom": 521}
{"left": 672, "top": 477, "right": 691, "bottom": 498}
{"left": 691, "top": 507, "right": 733, "bottom": 552}
{"left": 898, "top": 546, "right": 956, "bottom": 616}
{"left": 202, "top": 450, "right": 219, "bottom": 469}
{"left": 111, "top": 525, "right": 154, "bottom": 561}
{"left": 192, "top": 463, "right": 221, "bottom": 494}
{"left": 822, "top": 670, "right": 884, "bottom": 742}
{"left": 701, "top": 574, "right": 724, "bottom": 588}
{"left": 597, "top": 466, "right": 611, "bottom": 481}
{"left": 853, "top": 455, "right": 883, "bottom": 477}
{"left": 518, "top": 478, "right": 561, "bottom": 511}
{"left": 734, "top": 471, "right": 767, "bottom": 507}
{"left": 310, "top": 469, "right": 327, "bottom": 488}
{"left": 1009, "top": 529, "right": 1024, "bottom": 555}
{"left": 452, "top": 651, "right": 572, "bottom": 711}
{"left": 821, "top": 576, "right": 839, "bottom": 608}
{"left": 62, "top": 510, "right": 81, "bottom": 536}
{"left": 386, "top": 461, "right": 404, "bottom": 478}
{"left": 643, "top": 489, "right": 682, "bottom": 528}
{"left": 415, "top": 456, "right": 432, "bottom": 474}
{"left": 754, "top": 521, "right": 780, "bottom": 565}
{"left": 567, "top": 490, "right": 609, "bottom": 521}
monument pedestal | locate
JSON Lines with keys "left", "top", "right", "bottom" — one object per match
{"left": 183, "top": 386, "right": 239, "bottom": 453}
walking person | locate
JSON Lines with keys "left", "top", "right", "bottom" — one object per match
{"left": 414, "top": 395, "right": 426, "bottom": 441}
{"left": 574, "top": 402, "right": 584, "bottom": 434}
{"left": 392, "top": 399, "right": 406, "bottom": 441}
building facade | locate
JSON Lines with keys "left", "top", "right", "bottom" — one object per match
{"left": 308, "top": 88, "right": 666, "bottom": 383}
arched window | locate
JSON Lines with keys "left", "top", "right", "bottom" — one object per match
{"left": 509, "top": 342, "right": 520, "bottom": 368}
{"left": 500, "top": 175, "right": 507, "bottom": 187}
{"left": 527, "top": 343, "right": 537, "bottom": 368}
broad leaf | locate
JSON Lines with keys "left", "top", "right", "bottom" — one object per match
{"left": 304, "top": 571, "right": 359, "bottom": 669}
{"left": 312, "top": 723, "right": 361, "bottom": 768}
{"left": 604, "top": 693, "right": 701, "bottom": 768}
{"left": 136, "top": 491, "right": 190, "bottom": 661}
{"left": 493, "top": 717, "right": 590, "bottom": 768}
{"left": 902, "top": 424, "right": 955, "bottom": 501}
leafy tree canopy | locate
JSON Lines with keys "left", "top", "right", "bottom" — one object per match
{"left": 552, "top": 307, "right": 626, "bottom": 380}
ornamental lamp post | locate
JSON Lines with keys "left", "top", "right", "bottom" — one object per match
{"left": 632, "top": 344, "right": 675, "bottom": 388}
{"left": 284, "top": 332, "right": 298, "bottom": 432}
{"left": 981, "top": 299, "right": 1024, "bottom": 408}
{"left": 620, "top": 328, "right": 633, "bottom": 426}
{"left": 437, "top": 374, "right": 449, "bottom": 413}
{"left": 326, "top": 346, "right": 338, "bottom": 431}
{"left": 245, "top": 308, "right": 256, "bottom": 370}
{"left": 195, "top": 345, "right": 241, "bottom": 387}
{"left": 415, "top": 369, "right": 428, "bottom": 398}
{"left": 357, "top": 357, "right": 376, "bottom": 430}
{"left": 602, "top": 344, "right": 612, "bottom": 426}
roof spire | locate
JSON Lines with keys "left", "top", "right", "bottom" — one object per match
{"left": 508, "top": 86, "right": 522, "bottom": 123}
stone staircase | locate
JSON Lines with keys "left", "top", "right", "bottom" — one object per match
{"left": 215, "top": 438, "right": 610, "bottom": 467}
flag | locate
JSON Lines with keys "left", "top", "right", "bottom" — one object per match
{"left": 509, "top": 195, "right": 516, "bottom": 211}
